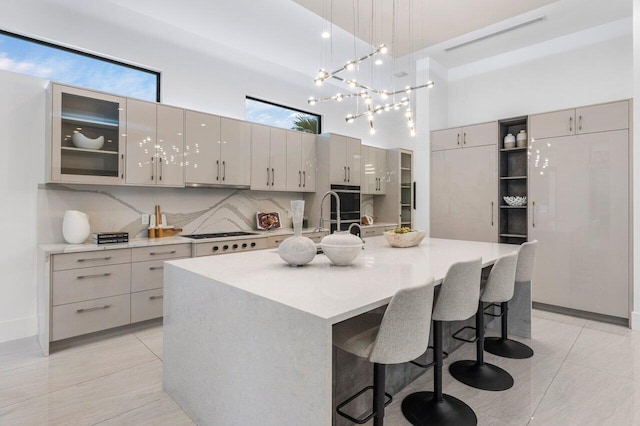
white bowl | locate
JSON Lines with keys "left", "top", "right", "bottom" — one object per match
{"left": 72, "top": 133, "right": 105, "bottom": 150}
{"left": 320, "top": 243, "right": 362, "bottom": 266}
{"left": 503, "top": 196, "right": 527, "bottom": 207}
{"left": 384, "top": 230, "right": 426, "bottom": 248}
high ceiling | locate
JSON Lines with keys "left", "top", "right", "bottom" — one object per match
{"left": 291, "top": 0, "right": 560, "bottom": 57}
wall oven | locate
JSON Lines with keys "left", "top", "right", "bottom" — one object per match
{"left": 330, "top": 185, "right": 360, "bottom": 232}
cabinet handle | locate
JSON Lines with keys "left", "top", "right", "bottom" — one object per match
{"left": 150, "top": 157, "right": 154, "bottom": 181}
{"left": 77, "top": 272, "right": 111, "bottom": 280}
{"left": 303, "top": 171, "right": 306, "bottom": 188}
{"left": 216, "top": 160, "right": 220, "bottom": 181}
{"left": 149, "top": 250, "right": 177, "bottom": 256}
{"left": 491, "top": 202, "right": 494, "bottom": 226}
{"left": 77, "top": 256, "right": 112, "bottom": 263}
{"left": 298, "top": 170, "right": 302, "bottom": 187}
{"left": 344, "top": 166, "right": 347, "bottom": 182}
{"left": 266, "top": 167, "right": 270, "bottom": 186}
{"left": 463, "top": 133, "right": 467, "bottom": 145}
{"left": 149, "top": 266, "right": 164, "bottom": 270}
{"left": 77, "top": 304, "right": 111, "bottom": 314}
{"left": 532, "top": 201, "right": 536, "bottom": 228}
{"left": 578, "top": 115, "right": 582, "bottom": 131}
{"left": 222, "top": 161, "right": 226, "bottom": 181}
{"left": 347, "top": 166, "right": 351, "bottom": 182}
{"left": 569, "top": 116, "right": 573, "bottom": 132}
{"left": 159, "top": 158, "right": 163, "bottom": 181}
{"left": 121, "top": 154, "right": 125, "bottom": 179}
{"left": 271, "top": 168, "right": 275, "bottom": 186}
{"left": 457, "top": 133, "right": 460, "bottom": 145}
{"left": 149, "top": 295, "right": 164, "bottom": 300}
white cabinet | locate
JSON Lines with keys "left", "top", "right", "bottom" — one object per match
{"left": 49, "top": 84, "right": 127, "bottom": 185}
{"left": 286, "top": 131, "right": 316, "bottom": 192}
{"left": 126, "top": 100, "right": 184, "bottom": 187}
{"left": 301, "top": 133, "right": 317, "bottom": 192}
{"left": 529, "top": 109, "right": 576, "bottom": 140}
{"left": 328, "top": 134, "right": 360, "bottom": 185}
{"left": 361, "top": 145, "right": 387, "bottom": 195}
{"left": 251, "top": 124, "right": 287, "bottom": 191}
{"left": 431, "top": 122, "right": 497, "bottom": 151}
{"left": 431, "top": 127, "right": 461, "bottom": 151}
{"left": 185, "top": 112, "right": 250, "bottom": 187}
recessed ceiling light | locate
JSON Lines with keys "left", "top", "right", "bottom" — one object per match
{"left": 321, "top": 31, "right": 331, "bottom": 39}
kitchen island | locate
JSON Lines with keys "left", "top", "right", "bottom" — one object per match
{"left": 163, "top": 237, "right": 526, "bottom": 425}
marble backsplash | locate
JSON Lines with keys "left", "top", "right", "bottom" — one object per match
{"left": 38, "top": 184, "right": 303, "bottom": 244}
{"left": 361, "top": 194, "right": 374, "bottom": 217}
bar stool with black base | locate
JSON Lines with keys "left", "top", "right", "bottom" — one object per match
{"left": 449, "top": 252, "right": 518, "bottom": 391}
{"left": 333, "top": 279, "right": 436, "bottom": 426}
{"left": 402, "top": 258, "right": 482, "bottom": 426}
{"left": 484, "top": 240, "right": 538, "bottom": 359}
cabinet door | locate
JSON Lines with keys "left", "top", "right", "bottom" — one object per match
{"left": 329, "top": 135, "right": 347, "bottom": 184}
{"left": 125, "top": 99, "right": 157, "bottom": 185}
{"left": 529, "top": 131, "right": 629, "bottom": 318}
{"left": 376, "top": 147, "right": 387, "bottom": 194}
{"left": 270, "top": 128, "right": 288, "bottom": 191}
{"left": 301, "top": 133, "right": 316, "bottom": 192}
{"left": 286, "top": 131, "right": 302, "bottom": 191}
{"left": 529, "top": 109, "right": 575, "bottom": 140}
{"left": 250, "top": 124, "right": 271, "bottom": 191}
{"left": 360, "top": 146, "right": 373, "bottom": 194}
{"left": 430, "top": 150, "right": 453, "bottom": 238}
{"left": 220, "top": 118, "right": 251, "bottom": 186}
{"left": 462, "top": 122, "right": 497, "bottom": 148}
{"left": 156, "top": 105, "right": 185, "bottom": 187}
{"left": 576, "top": 101, "right": 629, "bottom": 135}
{"left": 431, "top": 127, "right": 461, "bottom": 151}
{"left": 185, "top": 111, "right": 221, "bottom": 185}
{"left": 346, "top": 137, "right": 361, "bottom": 186}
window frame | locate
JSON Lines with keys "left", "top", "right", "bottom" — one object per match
{"left": 0, "top": 29, "right": 161, "bottom": 102}
{"left": 245, "top": 95, "right": 322, "bottom": 134}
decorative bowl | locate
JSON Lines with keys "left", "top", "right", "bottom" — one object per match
{"left": 320, "top": 231, "right": 363, "bottom": 266}
{"left": 384, "top": 230, "right": 426, "bottom": 248}
{"left": 503, "top": 196, "right": 527, "bottom": 206}
{"left": 72, "top": 133, "right": 105, "bottom": 150}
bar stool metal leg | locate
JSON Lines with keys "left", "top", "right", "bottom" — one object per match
{"left": 373, "top": 363, "right": 385, "bottom": 426}
{"left": 401, "top": 321, "right": 477, "bottom": 426}
{"left": 449, "top": 302, "right": 514, "bottom": 391}
{"left": 484, "top": 302, "right": 534, "bottom": 359}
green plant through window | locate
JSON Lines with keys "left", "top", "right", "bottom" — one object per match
{"left": 246, "top": 96, "right": 321, "bottom": 134}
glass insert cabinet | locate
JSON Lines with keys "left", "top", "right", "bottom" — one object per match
{"left": 49, "top": 84, "right": 126, "bottom": 184}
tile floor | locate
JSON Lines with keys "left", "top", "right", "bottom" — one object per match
{"left": 0, "top": 310, "right": 638, "bottom": 425}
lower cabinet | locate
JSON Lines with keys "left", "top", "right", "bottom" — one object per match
{"left": 52, "top": 294, "right": 131, "bottom": 341}
{"left": 360, "top": 226, "right": 396, "bottom": 238}
{"left": 131, "top": 289, "right": 165, "bottom": 323}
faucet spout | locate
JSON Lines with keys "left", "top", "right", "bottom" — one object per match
{"left": 316, "top": 191, "right": 341, "bottom": 232}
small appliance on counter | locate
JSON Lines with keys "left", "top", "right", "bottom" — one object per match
{"left": 148, "top": 204, "right": 182, "bottom": 238}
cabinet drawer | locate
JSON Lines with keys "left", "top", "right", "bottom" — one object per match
{"left": 362, "top": 228, "right": 381, "bottom": 238}
{"left": 131, "top": 244, "right": 191, "bottom": 262}
{"left": 132, "top": 258, "right": 188, "bottom": 292}
{"left": 52, "top": 294, "right": 130, "bottom": 341}
{"left": 53, "top": 249, "right": 130, "bottom": 271}
{"left": 576, "top": 101, "right": 629, "bottom": 134}
{"left": 131, "top": 289, "right": 164, "bottom": 323}
{"left": 195, "top": 238, "right": 268, "bottom": 257}
{"left": 53, "top": 263, "right": 131, "bottom": 306}
{"left": 306, "top": 232, "right": 326, "bottom": 243}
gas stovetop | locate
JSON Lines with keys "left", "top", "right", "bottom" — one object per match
{"left": 183, "top": 231, "right": 257, "bottom": 240}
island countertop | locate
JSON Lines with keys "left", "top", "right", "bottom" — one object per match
{"left": 165, "top": 236, "right": 519, "bottom": 325}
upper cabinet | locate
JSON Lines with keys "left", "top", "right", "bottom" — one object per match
{"left": 49, "top": 84, "right": 127, "bottom": 185}
{"left": 184, "top": 112, "right": 250, "bottom": 187}
{"left": 431, "top": 122, "right": 497, "bottom": 151}
{"left": 125, "top": 99, "right": 184, "bottom": 187}
{"left": 530, "top": 101, "right": 629, "bottom": 140}
{"left": 251, "top": 124, "right": 286, "bottom": 191}
{"left": 286, "top": 131, "right": 317, "bottom": 192}
{"left": 361, "top": 145, "right": 387, "bottom": 195}
{"left": 328, "top": 134, "right": 360, "bottom": 186}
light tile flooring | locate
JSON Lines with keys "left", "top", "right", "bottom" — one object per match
{"left": 0, "top": 310, "right": 638, "bottom": 425}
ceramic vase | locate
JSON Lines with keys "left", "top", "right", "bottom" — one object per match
{"left": 278, "top": 200, "right": 316, "bottom": 266}
{"left": 62, "top": 210, "right": 90, "bottom": 244}
{"left": 504, "top": 133, "right": 516, "bottom": 149}
{"left": 320, "top": 231, "right": 364, "bottom": 266}
{"left": 516, "top": 130, "right": 528, "bottom": 147}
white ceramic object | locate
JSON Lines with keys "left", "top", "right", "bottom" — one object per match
{"left": 278, "top": 200, "right": 316, "bottom": 266}
{"left": 516, "top": 130, "right": 528, "bottom": 147}
{"left": 320, "top": 231, "right": 363, "bottom": 266}
{"left": 384, "top": 230, "right": 426, "bottom": 248}
{"left": 503, "top": 196, "right": 527, "bottom": 207}
{"left": 62, "top": 210, "right": 90, "bottom": 244}
{"left": 72, "top": 133, "right": 105, "bottom": 150}
{"left": 504, "top": 133, "right": 516, "bottom": 149}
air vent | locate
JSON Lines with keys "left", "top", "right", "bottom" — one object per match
{"left": 394, "top": 71, "right": 408, "bottom": 78}
{"left": 445, "top": 15, "right": 546, "bottom": 52}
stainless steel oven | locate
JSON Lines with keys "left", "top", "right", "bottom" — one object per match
{"left": 330, "top": 185, "right": 360, "bottom": 232}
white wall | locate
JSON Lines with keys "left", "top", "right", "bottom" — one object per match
{"left": 446, "top": 35, "right": 633, "bottom": 127}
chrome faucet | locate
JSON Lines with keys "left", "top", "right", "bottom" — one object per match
{"left": 348, "top": 223, "right": 365, "bottom": 245}
{"left": 316, "top": 191, "right": 340, "bottom": 232}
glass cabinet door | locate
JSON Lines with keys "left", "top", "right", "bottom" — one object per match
{"left": 50, "top": 84, "right": 126, "bottom": 184}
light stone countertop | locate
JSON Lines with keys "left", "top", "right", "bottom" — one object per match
{"left": 165, "top": 236, "right": 519, "bottom": 325}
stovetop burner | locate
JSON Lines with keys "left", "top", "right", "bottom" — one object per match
{"left": 183, "top": 231, "right": 257, "bottom": 240}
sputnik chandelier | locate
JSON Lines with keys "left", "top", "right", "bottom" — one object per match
{"left": 308, "top": 0, "right": 434, "bottom": 137}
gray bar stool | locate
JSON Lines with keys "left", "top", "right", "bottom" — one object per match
{"left": 484, "top": 240, "right": 538, "bottom": 359}
{"left": 402, "top": 258, "right": 482, "bottom": 426}
{"left": 449, "top": 252, "right": 518, "bottom": 391}
{"left": 333, "top": 279, "right": 436, "bottom": 426}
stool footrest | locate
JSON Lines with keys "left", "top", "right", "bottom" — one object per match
{"left": 336, "top": 385, "right": 393, "bottom": 424}
{"left": 410, "top": 345, "right": 449, "bottom": 369}
{"left": 483, "top": 303, "right": 503, "bottom": 318}
{"left": 452, "top": 325, "right": 478, "bottom": 343}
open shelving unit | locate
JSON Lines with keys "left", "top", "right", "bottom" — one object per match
{"left": 374, "top": 148, "right": 413, "bottom": 229}
{"left": 498, "top": 116, "right": 529, "bottom": 244}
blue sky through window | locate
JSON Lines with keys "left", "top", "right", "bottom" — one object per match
{"left": 0, "top": 33, "right": 158, "bottom": 101}
{"left": 246, "top": 97, "right": 320, "bottom": 134}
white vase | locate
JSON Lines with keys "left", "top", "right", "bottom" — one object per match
{"left": 516, "top": 130, "right": 528, "bottom": 147}
{"left": 320, "top": 231, "right": 363, "bottom": 266}
{"left": 278, "top": 201, "right": 316, "bottom": 266}
{"left": 62, "top": 210, "right": 90, "bottom": 244}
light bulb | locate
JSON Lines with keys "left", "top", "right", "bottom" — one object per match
{"left": 360, "top": 91, "right": 368, "bottom": 98}
{"left": 405, "top": 109, "right": 412, "bottom": 118}
{"left": 375, "top": 59, "right": 383, "bottom": 65}
{"left": 405, "top": 86, "right": 412, "bottom": 93}
{"left": 370, "top": 128, "right": 376, "bottom": 135}
{"left": 321, "top": 31, "right": 331, "bottom": 39}
{"left": 346, "top": 62, "right": 355, "bottom": 71}
{"left": 379, "top": 44, "right": 388, "bottom": 54}
{"left": 349, "top": 80, "right": 357, "bottom": 88}
{"left": 367, "top": 113, "right": 374, "bottom": 121}
{"left": 308, "top": 97, "right": 316, "bottom": 105}
{"left": 376, "top": 106, "right": 383, "bottom": 114}
{"left": 365, "top": 97, "right": 372, "bottom": 105}
{"left": 394, "top": 104, "right": 400, "bottom": 110}
{"left": 314, "top": 78, "right": 323, "bottom": 86}
{"left": 345, "top": 114, "right": 354, "bottom": 123}
{"left": 427, "top": 81, "right": 434, "bottom": 88}
{"left": 380, "top": 91, "right": 388, "bottom": 99}
{"left": 410, "top": 130, "right": 416, "bottom": 137}
{"left": 335, "top": 94, "right": 343, "bottom": 102}
{"left": 384, "top": 104, "right": 391, "bottom": 111}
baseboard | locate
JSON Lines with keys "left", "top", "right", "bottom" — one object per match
{"left": 0, "top": 316, "right": 37, "bottom": 344}
{"left": 632, "top": 311, "right": 640, "bottom": 331}
{"left": 532, "top": 302, "right": 629, "bottom": 327}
